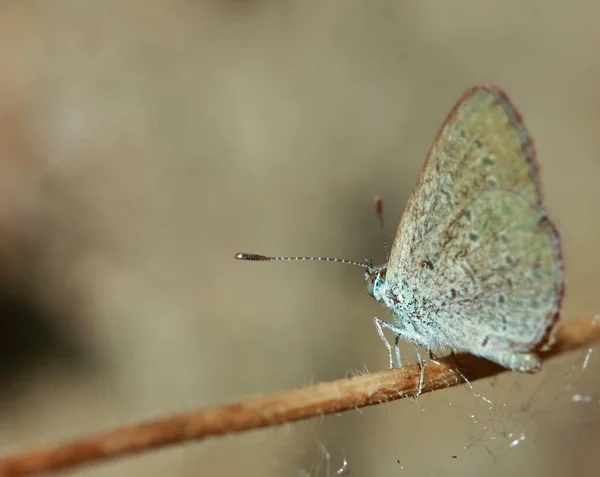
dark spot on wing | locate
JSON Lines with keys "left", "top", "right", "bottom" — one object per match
{"left": 421, "top": 258, "right": 434, "bottom": 270}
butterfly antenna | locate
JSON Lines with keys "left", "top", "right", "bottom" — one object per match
{"left": 374, "top": 195, "right": 389, "bottom": 261}
{"left": 234, "top": 253, "right": 371, "bottom": 270}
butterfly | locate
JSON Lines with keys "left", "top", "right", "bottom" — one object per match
{"left": 236, "top": 85, "right": 564, "bottom": 394}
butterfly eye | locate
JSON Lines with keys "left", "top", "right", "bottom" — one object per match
{"left": 366, "top": 274, "right": 376, "bottom": 297}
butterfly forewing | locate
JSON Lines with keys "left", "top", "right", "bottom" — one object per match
{"left": 388, "top": 86, "right": 540, "bottom": 272}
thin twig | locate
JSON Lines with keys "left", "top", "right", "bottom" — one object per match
{"left": 0, "top": 316, "right": 598, "bottom": 477}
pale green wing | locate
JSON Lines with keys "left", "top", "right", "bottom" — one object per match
{"left": 386, "top": 85, "right": 563, "bottom": 348}
{"left": 389, "top": 85, "right": 544, "bottom": 276}
{"left": 416, "top": 188, "right": 562, "bottom": 350}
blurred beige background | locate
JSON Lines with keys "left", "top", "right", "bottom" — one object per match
{"left": 0, "top": 1, "right": 599, "bottom": 476}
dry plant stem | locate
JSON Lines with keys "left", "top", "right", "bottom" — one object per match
{"left": 0, "top": 316, "right": 599, "bottom": 477}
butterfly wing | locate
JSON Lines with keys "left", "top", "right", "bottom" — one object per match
{"left": 386, "top": 85, "right": 563, "bottom": 351}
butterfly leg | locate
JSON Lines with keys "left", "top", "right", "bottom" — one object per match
{"left": 413, "top": 344, "right": 426, "bottom": 396}
{"left": 373, "top": 317, "right": 404, "bottom": 369}
{"left": 393, "top": 334, "right": 403, "bottom": 367}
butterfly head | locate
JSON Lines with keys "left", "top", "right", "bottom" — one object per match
{"left": 365, "top": 266, "right": 387, "bottom": 303}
